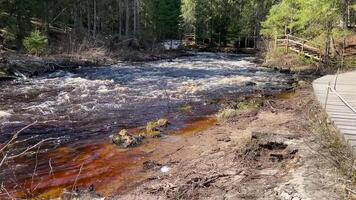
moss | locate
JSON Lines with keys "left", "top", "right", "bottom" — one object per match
{"left": 142, "top": 118, "right": 170, "bottom": 138}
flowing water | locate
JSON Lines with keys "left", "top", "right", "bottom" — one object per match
{"left": 0, "top": 52, "right": 295, "bottom": 198}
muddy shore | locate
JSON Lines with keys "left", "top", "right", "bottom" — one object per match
{"left": 39, "top": 84, "right": 355, "bottom": 200}
{"left": 107, "top": 85, "right": 353, "bottom": 200}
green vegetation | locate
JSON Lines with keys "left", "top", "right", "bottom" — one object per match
{"left": 0, "top": 0, "right": 354, "bottom": 59}
{"left": 181, "top": 0, "right": 275, "bottom": 46}
{"left": 23, "top": 30, "right": 48, "bottom": 55}
{"left": 0, "top": 0, "right": 181, "bottom": 53}
{"left": 142, "top": 118, "right": 169, "bottom": 137}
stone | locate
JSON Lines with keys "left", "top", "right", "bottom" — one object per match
{"left": 245, "top": 81, "right": 257, "bottom": 86}
{"left": 156, "top": 118, "right": 169, "bottom": 127}
{"left": 112, "top": 129, "right": 142, "bottom": 148}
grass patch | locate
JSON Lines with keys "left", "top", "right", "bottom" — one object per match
{"left": 142, "top": 118, "right": 169, "bottom": 138}
{"left": 217, "top": 99, "right": 262, "bottom": 121}
{"left": 264, "top": 46, "right": 318, "bottom": 72}
{"left": 344, "top": 57, "right": 356, "bottom": 69}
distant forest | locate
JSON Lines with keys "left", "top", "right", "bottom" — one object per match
{"left": 0, "top": 0, "right": 354, "bottom": 52}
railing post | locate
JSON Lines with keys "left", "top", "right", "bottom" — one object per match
{"left": 285, "top": 34, "right": 289, "bottom": 54}
{"left": 324, "top": 82, "right": 331, "bottom": 110}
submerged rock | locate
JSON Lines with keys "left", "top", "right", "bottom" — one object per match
{"left": 245, "top": 81, "right": 257, "bottom": 86}
{"left": 112, "top": 129, "right": 142, "bottom": 148}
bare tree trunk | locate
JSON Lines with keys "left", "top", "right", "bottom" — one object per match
{"left": 133, "top": 0, "right": 137, "bottom": 36}
{"left": 209, "top": 0, "right": 213, "bottom": 46}
{"left": 93, "top": 0, "right": 97, "bottom": 38}
{"left": 125, "top": 0, "right": 130, "bottom": 37}
{"left": 324, "top": 21, "right": 333, "bottom": 64}
{"left": 87, "top": 0, "right": 91, "bottom": 37}
{"left": 136, "top": 0, "right": 140, "bottom": 37}
{"left": 117, "top": 0, "right": 122, "bottom": 39}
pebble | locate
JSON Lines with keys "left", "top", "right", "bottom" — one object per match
{"left": 160, "top": 166, "right": 170, "bottom": 173}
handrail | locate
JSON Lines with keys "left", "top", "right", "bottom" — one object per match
{"left": 275, "top": 34, "right": 323, "bottom": 61}
{"left": 286, "top": 34, "right": 322, "bottom": 49}
{"left": 324, "top": 72, "right": 356, "bottom": 114}
{"left": 326, "top": 86, "right": 356, "bottom": 113}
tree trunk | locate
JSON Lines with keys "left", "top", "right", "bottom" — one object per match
{"left": 93, "top": 0, "right": 97, "bottom": 38}
{"left": 87, "top": 0, "right": 91, "bottom": 37}
{"left": 125, "top": 0, "right": 130, "bottom": 37}
{"left": 133, "top": 0, "right": 137, "bottom": 36}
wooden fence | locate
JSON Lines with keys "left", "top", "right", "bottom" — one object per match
{"left": 275, "top": 34, "right": 323, "bottom": 61}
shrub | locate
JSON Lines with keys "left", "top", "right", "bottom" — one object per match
{"left": 23, "top": 30, "right": 48, "bottom": 56}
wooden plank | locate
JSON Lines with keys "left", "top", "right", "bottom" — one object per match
{"left": 313, "top": 71, "right": 356, "bottom": 154}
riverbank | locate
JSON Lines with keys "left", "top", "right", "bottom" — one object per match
{"left": 107, "top": 85, "right": 355, "bottom": 199}
{"left": 0, "top": 49, "right": 190, "bottom": 80}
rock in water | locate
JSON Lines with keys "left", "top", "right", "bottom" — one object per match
{"left": 157, "top": 118, "right": 169, "bottom": 127}
{"left": 144, "top": 118, "right": 170, "bottom": 137}
{"left": 112, "top": 129, "right": 142, "bottom": 148}
{"left": 245, "top": 81, "right": 257, "bottom": 86}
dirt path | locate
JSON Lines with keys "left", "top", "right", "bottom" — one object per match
{"left": 106, "top": 85, "right": 354, "bottom": 200}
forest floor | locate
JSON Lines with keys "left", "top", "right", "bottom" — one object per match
{"left": 107, "top": 85, "right": 356, "bottom": 200}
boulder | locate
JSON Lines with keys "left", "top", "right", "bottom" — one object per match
{"left": 112, "top": 129, "right": 142, "bottom": 148}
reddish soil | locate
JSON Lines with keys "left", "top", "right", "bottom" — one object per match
{"left": 108, "top": 86, "right": 355, "bottom": 200}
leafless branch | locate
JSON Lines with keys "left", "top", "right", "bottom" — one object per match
{"left": 0, "top": 183, "right": 14, "bottom": 200}
{"left": 30, "top": 146, "right": 41, "bottom": 191}
{"left": 0, "top": 153, "right": 8, "bottom": 168}
{"left": 72, "top": 163, "right": 84, "bottom": 191}
{"left": 0, "top": 121, "right": 37, "bottom": 154}
{"left": 49, "top": 158, "right": 55, "bottom": 178}
{"left": 7, "top": 137, "right": 58, "bottom": 160}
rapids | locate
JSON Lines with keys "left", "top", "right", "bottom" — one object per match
{"left": 0, "top": 52, "right": 295, "bottom": 198}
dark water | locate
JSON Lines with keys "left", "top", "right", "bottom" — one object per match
{"left": 0, "top": 52, "right": 295, "bottom": 197}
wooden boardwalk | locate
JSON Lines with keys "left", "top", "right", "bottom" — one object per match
{"left": 313, "top": 71, "right": 356, "bottom": 150}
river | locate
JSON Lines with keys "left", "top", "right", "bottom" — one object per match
{"left": 0, "top": 52, "right": 295, "bottom": 198}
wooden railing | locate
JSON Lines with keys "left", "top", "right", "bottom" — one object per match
{"left": 275, "top": 34, "right": 323, "bottom": 61}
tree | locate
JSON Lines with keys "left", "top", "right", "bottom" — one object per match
{"left": 23, "top": 30, "right": 48, "bottom": 55}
